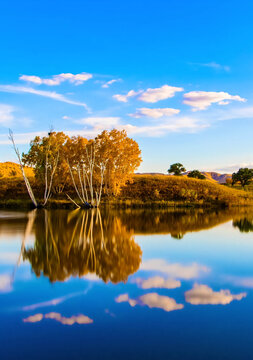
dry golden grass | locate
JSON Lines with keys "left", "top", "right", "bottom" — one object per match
{"left": 120, "top": 174, "right": 253, "bottom": 206}
{"left": 0, "top": 162, "right": 34, "bottom": 178}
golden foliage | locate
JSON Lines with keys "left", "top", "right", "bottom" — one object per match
{"left": 21, "top": 130, "right": 142, "bottom": 196}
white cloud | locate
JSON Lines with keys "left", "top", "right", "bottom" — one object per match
{"left": 140, "top": 259, "right": 210, "bottom": 279}
{"left": 115, "top": 293, "right": 137, "bottom": 307}
{"left": 217, "top": 106, "right": 253, "bottom": 121}
{"left": 235, "top": 278, "right": 253, "bottom": 288}
{"left": 135, "top": 276, "right": 181, "bottom": 289}
{"left": 0, "top": 131, "right": 47, "bottom": 145}
{"left": 82, "top": 274, "right": 101, "bottom": 281}
{"left": 115, "top": 292, "right": 183, "bottom": 312}
{"left": 0, "top": 115, "right": 208, "bottom": 146}
{"left": 102, "top": 79, "right": 121, "bottom": 88}
{"left": 0, "top": 252, "right": 19, "bottom": 264}
{"left": 138, "top": 85, "right": 183, "bottom": 103}
{"left": 23, "top": 314, "right": 43, "bottom": 323}
{"left": 20, "top": 72, "right": 92, "bottom": 86}
{"left": 0, "top": 104, "right": 15, "bottom": 126}
{"left": 0, "top": 85, "right": 89, "bottom": 110}
{"left": 113, "top": 90, "right": 141, "bottom": 103}
{"left": 120, "top": 116, "right": 209, "bottom": 137}
{"left": 0, "top": 274, "right": 12, "bottom": 293}
{"left": 129, "top": 107, "right": 180, "bottom": 118}
{"left": 212, "top": 163, "right": 253, "bottom": 173}
{"left": 75, "top": 117, "right": 120, "bottom": 129}
{"left": 185, "top": 284, "right": 246, "bottom": 305}
{"left": 202, "top": 62, "right": 230, "bottom": 72}
{"left": 183, "top": 91, "right": 246, "bottom": 111}
{"left": 45, "top": 312, "right": 93, "bottom": 325}
{"left": 0, "top": 104, "right": 32, "bottom": 128}
{"left": 225, "top": 276, "right": 253, "bottom": 288}
{"left": 23, "top": 312, "right": 93, "bottom": 325}
{"left": 22, "top": 291, "right": 85, "bottom": 311}
{"left": 0, "top": 129, "right": 103, "bottom": 145}
{"left": 139, "top": 293, "right": 184, "bottom": 312}
{"left": 191, "top": 62, "right": 230, "bottom": 72}
{"left": 114, "top": 85, "right": 183, "bottom": 103}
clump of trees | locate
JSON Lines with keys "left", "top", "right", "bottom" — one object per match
{"left": 187, "top": 170, "right": 205, "bottom": 180}
{"left": 232, "top": 168, "right": 253, "bottom": 188}
{"left": 167, "top": 164, "right": 205, "bottom": 180}
{"left": 168, "top": 163, "right": 186, "bottom": 176}
{"left": 10, "top": 129, "right": 142, "bottom": 208}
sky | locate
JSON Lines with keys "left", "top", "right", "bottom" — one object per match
{"left": 0, "top": 0, "right": 253, "bottom": 173}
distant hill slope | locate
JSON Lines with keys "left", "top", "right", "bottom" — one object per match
{"left": 0, "top": 162, "right": 34, "bottom": 178}
{"left": 137, "top": 172, "right": 232, "bottom": 184}
{"left": 200, "top": 172, "right": 232, "bottom": 184}
{"left": 183, "top": 171, "right": 232, "bottom": 184}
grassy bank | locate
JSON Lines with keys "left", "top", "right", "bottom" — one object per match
{"left": 117, "top": 175, "right": 253, "bottom": 207}
{"left": 0, "top": 174, "right": 253, "bottom": 209}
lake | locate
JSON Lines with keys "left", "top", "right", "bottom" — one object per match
{"left": 0, "top": 207, "right": 253, "bottom": 359}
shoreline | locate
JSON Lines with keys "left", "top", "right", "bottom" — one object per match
{"left": 0, "top": 198, "right": 252, "bottom": 210}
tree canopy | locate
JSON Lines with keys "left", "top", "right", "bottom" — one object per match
{"left": 187, "top": 170, "right": 205, "bottom": 180}
{"left": 168, "top": 163, "right": 186, "bottom": 176}
{"left": 232, "top": 168, "right": 253, "bottom": 188}
{"left": 22, "top": 129, "right": 142, "bottom": 200}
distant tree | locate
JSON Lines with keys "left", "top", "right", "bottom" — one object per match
{"left": 187, "top": 170, "right": 205, "bottom": 180}
{"left": 168, "top": 163, "right": 186, "bottom": 176}
{"left": 232, "top": 168, "right": 253, "bottom": 188}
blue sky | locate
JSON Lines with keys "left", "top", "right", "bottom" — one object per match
{"left": 0, "top": 0, "right": 253, "bottom": 173}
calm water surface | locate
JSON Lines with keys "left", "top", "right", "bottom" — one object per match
{"left": 1, "top": 208, "right": 253, "bottom": 359}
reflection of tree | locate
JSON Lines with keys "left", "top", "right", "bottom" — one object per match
{"left": 23, "top": 209, "right": 142, "bottom": 283}
{"left": 233, "top": 218, "right": 253, "bottom": 233}
{"left": 170, "top": 233, "right": 184, "bottom": 240}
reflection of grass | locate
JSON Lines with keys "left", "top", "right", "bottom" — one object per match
{"left": 115, "top": 207, "right": 253, "bottom": 237}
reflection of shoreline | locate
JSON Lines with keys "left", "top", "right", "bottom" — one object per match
{"left": 2, "top": 208, "right": 253, "bottom": 239}
{"left": 115, "top": 208, "right": 253, "bottom": 238}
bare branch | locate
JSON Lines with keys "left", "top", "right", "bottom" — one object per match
{"left": 9, "top": 129, "right": 38, "bottom": 207}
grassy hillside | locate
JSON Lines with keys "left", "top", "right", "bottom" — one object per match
{"left": 139, "top": 171, "right": 232, "bottom": 184}
{"left": 119, "top": 175, "right": 253, "bottom": 206}
{"left": 0, "top": 165, "right": 252, "bottom": 208}
{"left": 0, "top": 162, "right": 34, "bottom": 178}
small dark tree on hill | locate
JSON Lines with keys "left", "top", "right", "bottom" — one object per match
{"left": 187, "top": 170, "right": 205, "bottom": 180}
{"left": 232, "top": 168, "right": 253, "bottom": 188}
{"left": 168, "top": 163, "right": 186, "bottom": 176}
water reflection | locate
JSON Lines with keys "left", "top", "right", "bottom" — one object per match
{"left": 184, "top": 284, "right": 246, "bottom": 305}
{"left": 233, "top": 217, "right": 253, "bottom": 233}
{"left": 23, "top": 209, "right": 142, "bottom": 283}
{"left": 115, "top": 207, "right": 253, "bottom": 238}
{"left": 1, "top": 207, "right": 253, "bottom": 359}
{"left": 7, "top": 207, "right": 253, "bottom": 285}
